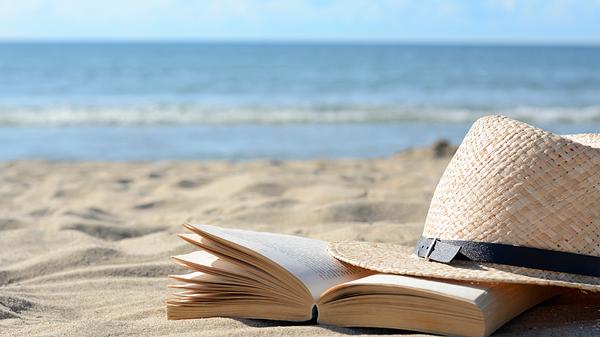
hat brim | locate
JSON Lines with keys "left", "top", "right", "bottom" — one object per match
{"left": 328, "top": 241, "right": 600, "bottom": 292}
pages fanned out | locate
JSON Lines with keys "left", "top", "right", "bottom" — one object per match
{"left": 193, "top": 224, "right": 369, "bottom": 300}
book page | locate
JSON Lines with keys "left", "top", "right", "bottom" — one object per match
{"left": 319, "top": 274, "right": 552, "bottom": 337}
{"left": 192, "top": 224, "right": 370, "bottom": 301}
{"left": 336, "top": 274, "right": 491, "bottom": 302}
{"left": 172, "top": 250, "right": 255, "bottom": 276}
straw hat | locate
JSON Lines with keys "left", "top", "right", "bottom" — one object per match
{"left": 328, "top": 115, "right": 600, "bottom": 291}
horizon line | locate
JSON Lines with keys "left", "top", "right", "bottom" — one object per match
{"left": 0, "top": 37, "right": 599, "bottom": 47}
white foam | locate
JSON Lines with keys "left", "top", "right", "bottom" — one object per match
{"left": 0, "top": 104, "right": 599, "bottom": 126}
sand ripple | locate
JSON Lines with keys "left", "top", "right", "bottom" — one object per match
{"left": 1, "top": 150, "right": 598, "bottom": 336}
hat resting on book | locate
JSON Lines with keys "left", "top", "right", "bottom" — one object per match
{"left": 328, "top": 115, "right": 600, "bottom": 291}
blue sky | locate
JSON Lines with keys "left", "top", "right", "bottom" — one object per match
{"left": 0, "top": 0, "right": 599, "bottom": 43}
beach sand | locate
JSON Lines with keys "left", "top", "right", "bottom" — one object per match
{"left": 1, "top": 144, "right": 598, "bottom": 336}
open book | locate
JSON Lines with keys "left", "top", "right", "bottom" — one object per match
{"left": 167, "top": 224, "right": 555, "bottom": 337}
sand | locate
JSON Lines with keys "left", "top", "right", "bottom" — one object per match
{"left": 1, "top": 144, "right": 598, "bottom": 337}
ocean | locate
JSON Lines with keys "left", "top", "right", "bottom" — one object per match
{"left": 1, "top": 42, "right": 599, "bottom": 160}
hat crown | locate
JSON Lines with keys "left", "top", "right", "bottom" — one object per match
{"left": 423, "top": 115, "right": 600, "bottom": 257}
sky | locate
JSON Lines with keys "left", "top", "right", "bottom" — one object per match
{"left": 0, "top": 0, "right": 599, "bottom": 44}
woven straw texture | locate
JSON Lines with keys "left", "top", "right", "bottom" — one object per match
{"left": 328, "top": 115, "right": 600, "bottom": 291}
{"left": 328, "top": 242, "right": 600, "bottom": 291}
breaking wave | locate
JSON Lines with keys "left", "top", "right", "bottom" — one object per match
{"left": 1, "top": 104, "right": 600, "bottom": 126}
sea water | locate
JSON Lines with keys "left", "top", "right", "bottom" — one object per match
{"left": 1, "top": 42, "right": 599, "bottom": 160}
